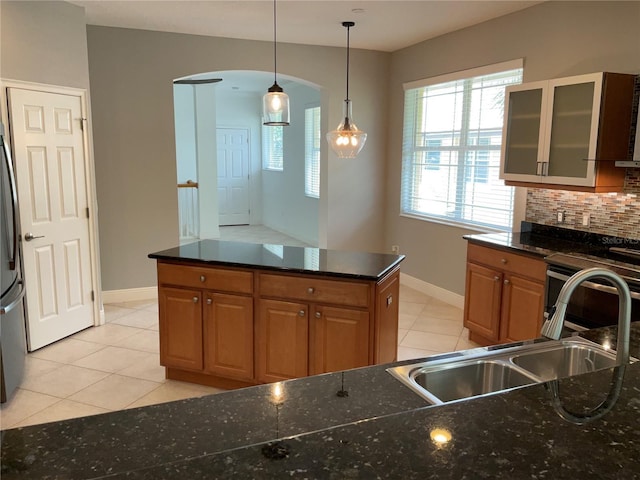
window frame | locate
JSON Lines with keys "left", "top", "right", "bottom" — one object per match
{"left": 400, "top": 59, "right": 523, "bottom": 233}
{"left": 304, "top": 104, "right": 321, "bottom": 198}
{"left": 262, "top": 124, "right": 284, "bottom": 172}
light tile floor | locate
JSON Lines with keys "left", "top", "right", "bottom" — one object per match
{"left": 1, "top": 226, "right": 478, "bottom": 429}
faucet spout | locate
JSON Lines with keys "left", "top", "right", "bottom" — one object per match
{"left": 541, "top": 267, "right": 632, "bottom": 366}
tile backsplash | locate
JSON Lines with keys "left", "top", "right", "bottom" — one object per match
{"left": 525, "top": 169, "right": 640, "bottom": 240}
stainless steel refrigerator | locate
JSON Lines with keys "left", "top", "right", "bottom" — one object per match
{"left": 1, "top": 121, "right": 26, "bottom": 403}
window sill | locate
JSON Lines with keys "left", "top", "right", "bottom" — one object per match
{"left": 399, "top": 212, "right": 510, "bottom": 234}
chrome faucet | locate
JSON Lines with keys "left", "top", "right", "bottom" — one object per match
{"left": 541, "top": 267, "right": 632, "bottom": 366}
{"left": 541, "top": 267, "right": 632, "bottom": 424}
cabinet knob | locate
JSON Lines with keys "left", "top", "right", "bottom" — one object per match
{"left": 193, "top": 296, "right": 199, "bottom": 303}
{"left": 206, "top": 298, "right": 212, "bottom": 305}
{"left": 298, "top": 310, "right": 305, "bottom": 317}
{"left": 500, "top": 258, "right": 507, "bottom": 264}
{"left": 504, "top": 279, "right": 510, "bottom": 285}
{"left": 494, "top": 276, "right": 500, "bottom": 282}
{"left": 307, "top": 287, "right": 315, "bottom": 294}
{"left": 200, "top": 275, "right": 206, "bottom": 282}
{"left": 315, "top": 312, "right": 321, "bottom": 319}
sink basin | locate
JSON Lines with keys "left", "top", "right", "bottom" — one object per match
{"left": 511, "top": 343, "right": 617, "bottom": 381}
{"left": 410, "top": 360, "right": 538, "bottom": 404}
{"left": 387, "top": 337, "right": 628, "bottom": 405}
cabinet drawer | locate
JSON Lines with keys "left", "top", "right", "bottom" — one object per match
{"left": 259, "top": 273, "right": 370, "bottom": 308}
{"left": 467, "top": 243, "right": 546, "bottom": 282}
{"left": 158, "top": 262, "right": 253, "bottom": 294}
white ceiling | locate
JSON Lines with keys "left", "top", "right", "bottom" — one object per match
{"left": 71, "top": 0, "right": 542, "bottom": 52}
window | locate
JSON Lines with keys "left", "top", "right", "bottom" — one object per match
{"left": 305, "top": 105, "right": 321, "bottom": 198}
{"left": 401, "top": 60, "right": 523, "bottom": 231}
{"left": 262, "top": 125, "right": 283, "bottom": 171}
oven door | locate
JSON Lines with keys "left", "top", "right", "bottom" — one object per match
{"left": 546, "top": 266, "right": 640, "bottom": 331}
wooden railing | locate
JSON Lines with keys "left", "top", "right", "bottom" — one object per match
{"left": 178, "top": 180, "right": 199, "bottom": 239}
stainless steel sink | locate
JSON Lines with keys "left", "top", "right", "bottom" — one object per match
{"left": 511, "top": 343, "right": 617, "bottom": 381}
{"left": 410, "top": 360, "right": 538, "bottom": 404}
{"left": 387, "top": 336, "right": 627, "bottom": 405}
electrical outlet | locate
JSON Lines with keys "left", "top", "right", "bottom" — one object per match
{"left": 391, "top": 245, "right": 400, "bottom": 255}
{"left": 557, "top": 210, "right": 565, "bottom": 224}
{"left": 582, "top": 213, "right": 591, "bottom": 227}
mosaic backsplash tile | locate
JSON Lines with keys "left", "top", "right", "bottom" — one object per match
{"left": 525, "top": 169, "right": 640, "bottom": 240}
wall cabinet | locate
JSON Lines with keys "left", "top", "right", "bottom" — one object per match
{"left": 156, "top": 260, "right": 400, "bottom": 389}
{"left": 463, "top": 243, "right": 546, "bottom": 346}
{"left": 500, "top": 72, "right": 635, "bottom": 192}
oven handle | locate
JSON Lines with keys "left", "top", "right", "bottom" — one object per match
{"left": 547, "top": 270, "right": 640, "bottom": 301}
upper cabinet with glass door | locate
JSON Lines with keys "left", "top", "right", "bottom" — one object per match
{"left": 500, "top": 72, "right": 636, "bottom": 192}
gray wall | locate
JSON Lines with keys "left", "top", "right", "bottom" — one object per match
{"left": 385, "top": 1, "right": 640, "bottom": 296}
{"left": 87, "top": 26, "right": 389, "bottom": 290}
{"left": 261, "top": 82, "right": 320, "bottom": 246}
{"left": 0, "top": 1, "right": 90, "bottom": 89}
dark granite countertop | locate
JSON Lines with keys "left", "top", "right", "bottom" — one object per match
{"left": 2, "top": 324, "right": 640, "bottom": 479}
{"left": 148, "top": 240, "right": 405, "bottom": 281}
{"left": 463, "top": 222, "right": 639, "bottom": 259}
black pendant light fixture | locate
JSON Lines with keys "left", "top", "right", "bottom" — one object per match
{"left": 326, "top": 21, "right": 367, "bottom": 158}
{"left": 263, "top": 0, "right": 290, "bottom": 126}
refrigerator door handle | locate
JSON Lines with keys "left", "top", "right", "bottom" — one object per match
{"left": 0, "top": 281, "right": 25, "bottom": 315}
{"left": 1, "top": 133, "right": 19, "bottom": 271}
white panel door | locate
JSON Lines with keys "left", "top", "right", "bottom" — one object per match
{"left": 217, "top": 128, "right": 250, "bottom": 226}
{"left": 8, "top": 88, "right": 94, "bottom": 350}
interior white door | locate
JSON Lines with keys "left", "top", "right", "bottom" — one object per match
{"left": 217, "top": 128, "right": 250, "bottom": 226}
{"left": 8, "top": 88, "right": 94, "bottom": 351}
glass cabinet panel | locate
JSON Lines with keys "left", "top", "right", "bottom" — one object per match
{"left": 503, "top": 89, "right": 543, "bottom": 175}
{"left": 547, "top": 82, "right": 595, "bottom": 178}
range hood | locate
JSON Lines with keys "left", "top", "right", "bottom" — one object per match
{"left": 616, "top": 94, "right": 640, "bottom": 167}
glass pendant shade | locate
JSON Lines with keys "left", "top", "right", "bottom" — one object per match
{"left": 326, "top": 99, "right": 367, "bottom": 158}
{"left": 263, "top": 82, "right": 290, "bottom": 126}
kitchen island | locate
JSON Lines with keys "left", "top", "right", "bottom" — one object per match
{"left": 2, "top": 324, "right": 639, "bottom": 478}
{"left": 148, "top": 240, "right": 404, "bottom": 388}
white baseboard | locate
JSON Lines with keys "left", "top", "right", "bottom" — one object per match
{"left": 400, "top": 273, "right": 464, "bottom": 309}
{"left": 102, "top": 287, "right": 158, "bottom": 305}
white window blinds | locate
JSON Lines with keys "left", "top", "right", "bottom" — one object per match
{"left": 262, "top": 125, "right": 283, "bottom": 171}
{"left": 305, "top": 106, "right": 321, "bottom": 198}
{"left": 401, "top": 60, "right": 523, "bottom": 231}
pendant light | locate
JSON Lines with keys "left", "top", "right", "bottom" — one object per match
{"left": 263, "top": 0, "right": 290, "bottom": 126}
{"left": 326, "top": 21, "right": 367, "bottom": 158}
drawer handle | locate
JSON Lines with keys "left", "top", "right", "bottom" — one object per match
{"left": 494, "top": 276, "right": 500, "bottom": 282}
{"left": 501, "top": 258, "right": 507, "bottom": 264}
{"left": 200, "top": 275, "right": 206, "bottom": 282}
{"left": 298, "top": 310, "right": 306, "bottom": 317}
{"left": 206, "top": 298, "right": 212, "bottom": 305}
{"left": 307, "top": 287, "right": 315, "bottom": 294}
{"left": 315, "top": 312, "right": 321, "bottom": 319}
{"left": 193, "top": 296, "right": 199, "bottom": 303}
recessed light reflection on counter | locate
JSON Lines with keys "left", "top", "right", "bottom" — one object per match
{"left": 430, "top": 428, "right": 452, "bottom": 447}
{"left": 602, "top": 339, "right": 612, "bottom": 351}
{"left": 271, "top": 382, "right": 284, "bottom": 404}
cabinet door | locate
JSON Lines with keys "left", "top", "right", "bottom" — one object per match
{"left": 500, "top": 274, "right": 545, "bottom": 343}
{"left": 256, "top": 299, "right": 308, "bottom": 383}
{"left": 501, "top": 81, "right": 548, "bottom": 180}
{"left": 203, "top": 293, "right": 254, "bottom": 381}
{"left": 309, "top": 306, "right": 370, "bottom": 376}
{"left": 544, "top": 73, "right": 601, "bottom": 185}
{"left": 463, "top": 262, "right": 502, "bottom": 343}
{"left": 374, "top": 270, "right": 399, "bottom": 364}
{"left": 159, "top": 287, "right": 203, "bottom": 371}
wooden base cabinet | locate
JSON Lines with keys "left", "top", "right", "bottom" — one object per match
{"left": 156, "top": 260, "right": 401, "bottom": 389}
{"left": 464, "top": 243, "right": 546, "bottom": 346}
{"left": 204, "top": 293, "right": 254, "bottom": 381}
{"left": 159, "top": 287, "right": 203, "bottom": 372}
{"left": 257, "top": 299, "right": 309, "bottom": 383}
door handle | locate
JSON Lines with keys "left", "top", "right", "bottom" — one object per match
{"left": 24, "top": 232, "right": 45, "bottom": 242}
